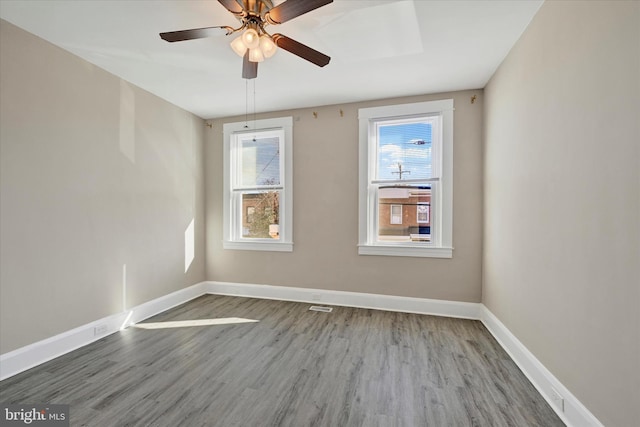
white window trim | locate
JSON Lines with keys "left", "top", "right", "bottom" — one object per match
{"left": 358, "top": 100, "right": 453, "bottom": 258}
{"left": 223, "top": 117, "right": 293, "bottom": 252}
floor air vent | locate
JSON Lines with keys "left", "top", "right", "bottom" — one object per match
{"left": 309, "top": 306, "right": 333, "bottom": 313}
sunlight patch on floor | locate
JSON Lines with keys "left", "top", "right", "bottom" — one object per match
{"left": 133, "top": 318, "right": 259, "bottom": 330}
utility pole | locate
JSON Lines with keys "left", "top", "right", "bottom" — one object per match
{"left": 392, "top": 163, "right": 411, "bottom": 180}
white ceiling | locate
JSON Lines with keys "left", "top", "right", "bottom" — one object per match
{"left": 0, "top": 0, "right": 543, "bottom": 119}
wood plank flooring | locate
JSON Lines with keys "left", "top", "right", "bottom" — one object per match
{"left": 0, "top": 295, "right": 564, "bottom": 426}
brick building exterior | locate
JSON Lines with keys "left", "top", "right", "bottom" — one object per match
{"left": 378, "top": 186, "right": 431, "bottom": 241}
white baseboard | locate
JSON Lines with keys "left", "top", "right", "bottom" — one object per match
{"left": 0, "top": 282, "right": 208, "bottom": 381}
{"left": 207, "top": 281, "right": 603, "bottom": 426}
{"left": 123, "top": 281, "right": 209, "bottom": 327}
{"left": 206, "top": 281, "right": 481, "bottom": 319}
{"left": 479, "top": 306, "right": 604, "bottom": 427}
{"left": 0, "top": 279, "right": 602, "bottom": 427}
{"left": 0, "top": 310, "right": 129, "bottom": 381}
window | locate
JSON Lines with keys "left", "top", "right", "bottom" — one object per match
{"left": 390, "top": 205, "right": 403, "bottom": 224}
{"left": 358, "top": 100, "right": 453, "bottom": 258}
{"left": 417, "top": 204, "right": 429, "bottom": 224}
{"left": 223, "top": 117, "right": 293, "bottom": 251}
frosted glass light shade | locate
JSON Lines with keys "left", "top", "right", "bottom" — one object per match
{"left": 242, "top": 28, "right": 260, "bottom": 49}
{"left": 249, "top": 47, "right": 264, "bottom": 62}
{"left": 230, "top": 36, "right": 247, "bottom": 57}
{"left": 259, "top": 36, "right": 277, "bottom": 58}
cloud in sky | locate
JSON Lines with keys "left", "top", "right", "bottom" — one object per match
{"left": 378, "top": 143, "right": 432, "bottom": 179}
{"left": 380, "top": 144, "right": 431, "bottom": 161}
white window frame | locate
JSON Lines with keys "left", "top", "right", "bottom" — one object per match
{"left": 358, "top": 100, "right": 453, "bottom": 258}
{"left": 223, "top": 117, "right": 293, "bottom": 252}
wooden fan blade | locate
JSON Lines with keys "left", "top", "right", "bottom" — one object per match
{"left": 160, "top": 26, "right": 232, "bottom": 42}
{"left": 272, "top": 34, "right": 330, "bottom": 67}
{"left": 266, "top": 0, "right": 333, "bottom": 24}
{"left": 242, "top": 51, "right": 258, "bottom": 79}
{"left": 218, "top": 0, "right": 244, "bottom": 16}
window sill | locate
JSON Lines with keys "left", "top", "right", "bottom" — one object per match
{"left": 223, "top": 240, "right": 293, "bottom": 252}
{"left": 358, "top": 244, "right": 452, "bottom": 258}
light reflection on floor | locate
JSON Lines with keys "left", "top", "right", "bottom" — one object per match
{"left": 133, "top": 318, "right": 259, "bottom": 330}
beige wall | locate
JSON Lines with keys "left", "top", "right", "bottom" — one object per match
{"left": 205, "top": 90, "right": 483, "bottom": 302}
{"left": 0, "top": 20, "right": 206, "bottom": 354}
{"left": 483, "top": 2, "right": 639, "bottom": 426}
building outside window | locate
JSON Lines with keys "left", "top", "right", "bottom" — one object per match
{"left": 223, "top": 117, "right": 293, "bottom": 252}
{"left": 379, "top": 187, "right": 431, "bottom": 241}
{"left": 358, "top": 100, "right": 453, "bottom": 258}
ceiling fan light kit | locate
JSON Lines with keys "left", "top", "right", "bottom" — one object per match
{"left": 160, "top": 0, "right": 333, "bottom": 79}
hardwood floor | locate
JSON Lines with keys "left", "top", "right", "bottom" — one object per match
{"left": 0, "top": 295, "right": 564, "bottom": 426}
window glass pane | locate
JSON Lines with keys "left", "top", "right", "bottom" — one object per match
{"left": 241, "top": 191, "right": 280, "bottom": 239}
{"left": 378, "top": 186, "right": 431, "bottom": 242}
{"left": 240, "top": 135, "right": 280, "bottom": 186}
{"left": 377, "top": 121, "right": 432, "bottom": 181}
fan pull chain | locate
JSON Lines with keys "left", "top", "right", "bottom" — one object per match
{"left": 253, "top": 79, "right": 257, "bottom": 136}
{"left": 244, "top": 79, "right": 249, "bottom": 129}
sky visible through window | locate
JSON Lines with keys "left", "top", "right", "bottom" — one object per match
{"left": 377, "top": 121, "right": 432, "bottom": 180}
{"left": 241, "top": 136, "right": 280, "bottom": 186}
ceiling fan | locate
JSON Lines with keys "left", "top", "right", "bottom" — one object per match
{"left": 160, "top": 0, "right": 333, "bottom": 79}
